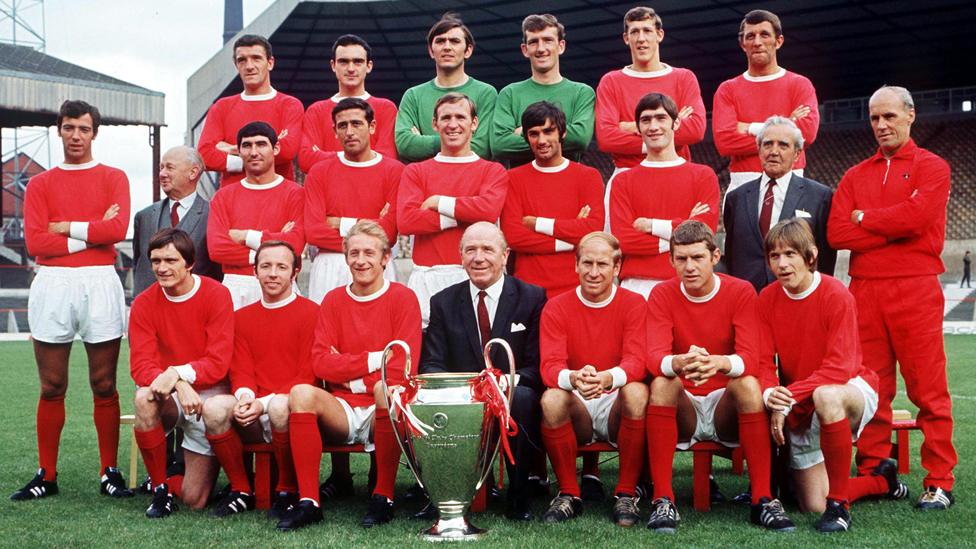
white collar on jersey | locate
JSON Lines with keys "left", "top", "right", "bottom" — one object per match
{"left": 163, "top": 274, "right": 201, "bottom": 303}
{"left": 240, "top": 88, "right": 278, "bottom": 101}
{"left": 59, "top": 159, "right": 100, "bottom": 171}
{"left": 680, "top": 274, "right": 721, "bottom": 303}
{"left": 783, "top": 271, "right": 821, "bottom": 301}
{"left": 331, "top": 92, "right": 371, "bottom": 102}
{"left": 532, "top": 158, "right": 570, "bottom": 173}
{"left": 434, "top": 152, "right": 479, "bottom": 163}
{"left": 262, "top": 290, "right": 297, "bottom": 309}
{"left": 346, "top": 278, "right": 390, "bottom": 302}
{"left": 640, "top": 158, "right": 686, "bottom": 168}
{"left": 338, "top": 151, "right": 383, "bottom": 168}
{"left": 742, "top": 67, "right": 786, "bottom": 83}
{"left": 240, "top": 174, "right": 284, "bottom": 190}
{"left": 576, "top": 284, "right": 617, "bottom": 309}
{"left": 622, "top": 64, "right": 672, "bottom": 78}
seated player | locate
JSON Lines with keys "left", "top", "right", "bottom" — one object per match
{"left": 539, "top": 232, "right": 649, "bottom": 527}
{"left": 278, "top": 220, "right": 421, "bottom": 531}
{"left": 645, "top": 220, "right": 793, "bottom": 533}
{"left": 129, "top": 229, "right": 235, "bottom": 517}
{"left": 759, "top": 219, "right": 908, "bottom": 533}
{"left": 201, "top": 240, "right": 318, "bottom": 519}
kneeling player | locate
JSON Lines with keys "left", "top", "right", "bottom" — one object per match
{"left": 278, "top": 221, "right": 421, "bottom": 531}
{"left": 201, "top": 240, "right": 318, "bottom": 519}
{"left": 759, "top": 219, "right": 908, "bottom": 533}
{"left": 645, "top": 220, "right": 793, "bottom": 532}
{"left": 539, "top": 232, "right": 649, "bottom": 526}
{"left": 129, "top": 229, "right": 235, "bottom": 517}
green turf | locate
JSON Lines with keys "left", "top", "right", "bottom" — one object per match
{"left": 0, "top": 337, "right": 972, "bottom": 547}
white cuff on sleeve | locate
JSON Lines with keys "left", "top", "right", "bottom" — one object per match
{"left": 856, "top": 212, "right": 864, "bottom": 224}
{"left": 367, "top": 351, "right": 383, "bottom": 373}
{"left": 748, "top": 122, "right": 764, "bottom": 136}
{"left": 557, "top": 369, "right": 574, "bottom": 391}
{"left": 226, "top": 155, "right": 244, "bottom": 172}
{"left": 609, "top": 367, "right": 627, "bottom": 390}
{"left": 439, "top": 214, "right": 458, "bottom": 230}
{"left": 650, "top": 218, "right": 673, "bottom": 239}
{"left": 535, "top": 217, "right": 556, "bottom": 236}
{"left": 67, "top": 238, "right": 87, "bottom": 254}
{"left": 245, "top": 230, "right": 263, "bottom": 250}
{"left": 339, "top": 217, "right": 358, "bottom": 237}
{"left": 257, "top": 393, "right": 275, "bottom": 410}
{"left": 555, "top": 239, "right": 573, "bottom": 252}
{"left": 437, "top": 196, "right": 457, "bottom": 218}
{"left": 173, "top": 365, "right": 196, "bottom": 384}
{"left": 726, "top": 354, "right": 745, "bottom": 377}
{"left": 660, "top": 356, "right": 676, "bottom": 378}
{"left": 763, "top": 387, "right": 793, "bottom": 414}
{"left": 248, "top": 249, "right": 257, "bottom": 265}
{"left": 658, "top": 238, "right": 670, "bottom": 254}
{"left": 235, "top": 388, "right": 256, "bottom": 401}
{"left": 762, "top": 388, "right": 774, "bottom": 410}
{"left": 68, "top": 222, "right": 89, "bottom": 242}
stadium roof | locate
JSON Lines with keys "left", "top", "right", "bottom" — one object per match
{"left": 0, "top": 43, "right": 165, "bottom": 128}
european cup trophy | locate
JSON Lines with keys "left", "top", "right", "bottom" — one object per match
{"left": 380, "top": 338, "right": 516, "bottom": 541}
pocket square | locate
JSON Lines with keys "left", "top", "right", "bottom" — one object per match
{"left": 510, "top": 322, "right": 526, "bottom": 333}
{"left": 795, "top": 209, "right": 812, "bottom": 218}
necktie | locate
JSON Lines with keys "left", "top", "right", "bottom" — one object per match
{"left": 170, "top": 201, "right": 181, "bottom": 228}
{"left": 477, "top": 290, "right": 491, "bottom": 348}
{"left": 758, "top": 180, "right": 776, "bottom": 238}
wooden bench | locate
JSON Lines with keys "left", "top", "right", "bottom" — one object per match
{"left": 120, "top": 414, "right": 139, "bottom": 489}
{"left": 244, "top": 443, "right": 367, "bottom": 510}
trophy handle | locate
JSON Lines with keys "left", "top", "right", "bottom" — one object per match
{"left": 476, "top": 338, "right": 516, "bottom": 490}
{"left": 379, "top": 339, "right": 424, "bottom": 489}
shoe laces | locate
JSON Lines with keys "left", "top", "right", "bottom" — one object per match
{"left": 651, "top": 498, "right": 677, "bottom": 521}
{"left": 548, "top": 495, "right": 577, "bottom": 517}
{"left": 614, "top": 495, "right": 640, "bottom": 514}
{"left": 920, "top": 487, "right": 951, "bottom": 506}
{"left": 759, "top": 499, "right": 789, "bottom": 525}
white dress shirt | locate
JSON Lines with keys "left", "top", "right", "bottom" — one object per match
{"left": 757, "top": 171, "right": 792, "bottom": 233}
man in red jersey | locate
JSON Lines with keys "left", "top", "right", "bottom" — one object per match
{"left": 759, "top": 219, "right": 908, "bottom": 533}
{"left": 14, "top": 100, "right": 132, "bottom": 502}
{"left": 501, "top": 101, "right": 604, "bottom": 299}
{"left": 299, "top": 34, "right": 398, "bottom": 172}
{"left": 128, "top": 229, "right": 235, "bottom": 518}
{"left": 397, "top": 92, "right": 507, "bottom": 326}
{"left": 645, "top": 220, "right": 793, "bottom": 533}
{"left": 207, "top": 121, "right": 305, "bottom": 310}
{"left": 828, "top": 85, "right": 957, "bottom": 510}
{"left": 712, "top": 10, "right": 819, "bottom": 197}
{"left": 277, "top": 220, "right": 422, "bottom": 532}
{"left": 198, "top": 34, "right": 303, "bottom": 188}
{"left": 201, "top": 241, "right": 318, "bottom": 519}
{"left": 609, "top": 93, "right": 719, "bottom": 299}
{"left": 538, "top": 232, "right": 648, "bottom": 527}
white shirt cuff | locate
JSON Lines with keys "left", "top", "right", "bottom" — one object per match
{"left": 226, "top": 155, "right": 244, "bottom": 172}
{"left": 762, "top": 387, "right": 774, "bottom": 409}
{"left": 748, "top": 122, "right": 764, "bottom": 136}
{"left": 609, "top": 366, "right": 627, "bottom": 390}
{"left": 437, "top": 196, "right": 457, "bottom": 218}
{"left": 367, "top": 351, "right": 383, "bottom": 373}
{"left": 557, "top": 369, "right": 574, "bottom": 391}
{"left": 248, "top": 249, "right": 257, "bottom": 265}
{"left": 535, "top": 217, "right": 556, "bottom": 236}
{"left": 726, "top": 354, "right": 745, "bottom": 377}
{"left": 67, "top": 238, "right": 87, "bottom": 254}
{"left": 257, "top": 393, "right": 275, "bottom": 410}
{"left": 650, "top": 218, "right": 672, "bottom": 239}
{"left": 658, "top": 238, "right": 670, "bottom": 254}
{"left": 68, "top": 222, "right": 89, "bottom": 242}
{"left": 173, "top": 365, "right": 196, "bottom": 384}
{"left": 660, "top": 355, "right": 676, "bottom": 377}
{"left": 339, "top": 217, "right": 357, "bottom": 237}
{"left": 555, "top": 239, "right": 573, "bottom": 252}
{"left": 439, "top": 214, "right": 458, "bottom": 230}
{"left": 245, "top": 230, "right": 263, "bottom": 250}
{"left": 235, "top": 388, "right": 256, "bottom": 401}
{"left": 856, "top": 212, "right": 864, "bottom": 224}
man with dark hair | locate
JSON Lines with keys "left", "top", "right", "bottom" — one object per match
{"left": 395, "top": 13, "right": 497, "bottom": 161}
{"left": 208, "top": 120, "right": 305, "bottom": 309}
{"left": 713, "top": 9, "right": 819, "bottom": 197}
{"left": 299, "top": 34, "right": 398, "bottom": 172}
{"left": 198, "top": 34, "right": 303, "bottom": 188}
{"left": 129, "top": 228, "right": 235, "bottom": 518}
{"left": 645, "top": 220, "right": 793, "bottom": 533}
{"left": 14, "top": 99, "right": 133, "bottom": 501}
{"left": 490, "top": 14, "right": 594, "bottom": 166}
{"left": 609, "top": 93, "right": 719, "bottom": 299}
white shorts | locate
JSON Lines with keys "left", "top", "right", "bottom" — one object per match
{"left": 406, "top": 265, "right": 467, "bottom": 327}
{"left": 573, "top": 390, "right": 619, "bottom": 444}
{"left": 222, "top": 274, "right": 263, "bottom": 310}
{"left": 307, "top": 252, "right": 396, "bottom": 305}
{"left": 620, "top": 277, "right": 665, "bottom": 300}
{"left": 171, "top": 382, "right": 231, "bottom": 456}
{"left": 603, "top": 166, "right": 630, "bottom": 232}
{"left": 28, "top": 265, "right": 125, "bottom": 344}
{"left": 788, "top": 376, "right": 879, "bottom": 470}
{"left": 676, "top": 388, "right": 739, "bottom": 450}
{"left": 336, "top": 397, "right": 375, "bottom": 452}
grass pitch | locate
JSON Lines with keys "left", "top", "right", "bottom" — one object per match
{"left": 0, "top": 337, "right": 973, "bottom": 548}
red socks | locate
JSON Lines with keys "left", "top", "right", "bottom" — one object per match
{"left": 289, "top": 412, "right": 322, "bottom": 504}
{"left": 207, "top": 429, "right": 251, "bottom": 494}
{"left": 848, "top": 475, "right": 887, "bottom": 503}
{"left": 372, "top": 407, "right": 401, "bottom": 500}
{"left": 542, "top": 422, "right": 579, "bottom": 497}
{"left": 134, "top": 425, "right": 168, "bottom": 489}
{"left": 37, "top": 396, "right": 66, "bottom": 481}
{"left": 820, "top": 418, "right": 853, "bottom": 505}
{"left": 93, "top": 393, "right": 120, "bottom": 472}
{"left": 615, "top": 416, "right": 645, "bottom": 496}
{"left": 738, "top": 411, "right": 773, "bottom": 504}
{"left": 271, "top": 430, "right": 298, "bottom": 493}
{"left": 646, "top": 405, "right": 677, "bottom": 501}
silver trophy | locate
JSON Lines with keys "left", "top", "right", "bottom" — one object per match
{"left": 380, "top": 338, "right": 515, "bottom": 541}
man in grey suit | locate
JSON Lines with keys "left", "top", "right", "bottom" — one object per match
{"left": 723, "top": 116, "right": 835, "bottom": 293}
{"left": 132, "top": 146, "right": 221, "bottom": 297}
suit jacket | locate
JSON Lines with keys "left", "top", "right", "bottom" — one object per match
{"left": 723, "top": 173, "right": 837, "bottom": 293}
{"left": 420, "top": 275, "right": 547, "bottom": 393}
{"left": 132, "top": 194, "right": 221, "bottom": 296}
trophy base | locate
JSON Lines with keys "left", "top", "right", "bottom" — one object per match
{"left": 420, "top": 516, "right": 486, "bottom": 542}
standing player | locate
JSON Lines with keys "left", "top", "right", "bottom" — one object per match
{"left": 760, "top": 219, "right": 908, "bottom": 533}
{"left": 538, "top": 232, "right": 648, "bottom": 527}
{"left": 397, "top": 93, "right": 508, "bottom": 326}
{"left": 395, "top": 13, "right": 497, "bottom": 161}
{"left": 129, "top": 229, "right": 235, "bottom": 517}
{"left": 713, "top": 10, "right": 819, "bottom": 197}
{"left": 645, "top": 221, "right": 793, "bottom": 533}
{"left": 828, "top": 86, "right": 957, "bottom": 510}
{"left": 207, "top": 121, "right": 305, "bottom": 310}
{"left": 198, "top": 34, "right": 303, "bottom": 188}
{"left": 609, "top": 93, "right": 719, "bottom": 299}
{"left": 201, "top": 240, "right": 318, "bottom": 519}
{"left": 490, "top": 14, "right": 595, "bottom": 166}
{"left": 299, "top": 34, "right": 398, "bottom": 172}
{"left": 278, "top": 221, "right": 421, "bottom": 531}
{"left": 14, "top": 100, "right": 132, "bottom": 501}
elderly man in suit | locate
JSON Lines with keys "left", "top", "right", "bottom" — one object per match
{"left": 723, "top": 116, "right": 835, "bottom": 293}
{"left": 420, "top": 221, "right": 547, "bottom": 521}
{"left": 133, "top": 146, "right": 221, "bottom": 297}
